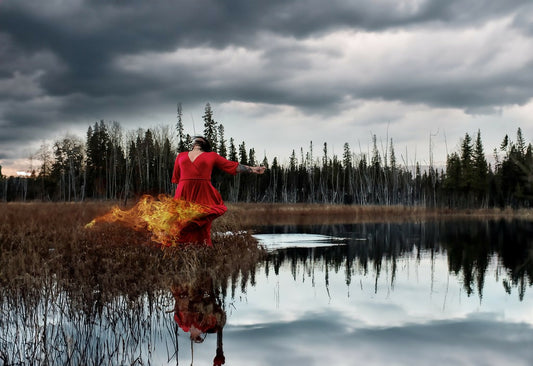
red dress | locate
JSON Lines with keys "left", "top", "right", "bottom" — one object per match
{"left": 171, "top": 151, "right": 238, "bottom": 246}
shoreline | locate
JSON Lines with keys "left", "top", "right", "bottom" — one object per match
{"left": 224, "top": 202, "right": 533, "bottom": 227}
{"left": 2, "top": 200, "right": 532, "bottom": 226}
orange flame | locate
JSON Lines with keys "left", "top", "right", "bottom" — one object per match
{"left": 85, "top": 194, "right": 210, "bottom": 247}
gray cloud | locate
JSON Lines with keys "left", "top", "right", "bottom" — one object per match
{"left": 1, "top": 0, "right": 532, "bottom": 173}
{"left": 224, "top": 311, "right": 533, "bottom": 365}
{"left": 2, "top": 0, "right": 530, "bottom": 103}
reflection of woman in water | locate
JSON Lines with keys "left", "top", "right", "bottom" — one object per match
{"left": 172, "top": 277, "right": 226, "bottom": 365}
{"left": 172, "top": 136, "right": 265, "bottom": 246}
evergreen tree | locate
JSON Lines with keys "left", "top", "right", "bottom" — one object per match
{"left": 261, "top": 156, "right": 269, "bottom": 169}
{"left": 229, "top": 138, "right": 237, "bottom": 161}
{"left": 52, "top": 135, "right": 84, "bottom": 201}
{"left": 184, "top": 134, "right": 193, "bottom": 151}
{"left": 460, "top": 133, "right": 474, "bottom": 192}
{"left": 239, "top": 142, "right": 248, "bottom": 165}
{"left": 249, "top": 148, "right": 256, "bottom": 166}
{"left": 500, "top": 134, "right": 509, "bottom": 154}
{"left": 86, "top": 121, "right": 111, "bottom": 198}
{"left": 472, "top": 130, "right": 488, "bottom": 202}
{"left": 516, "top": 127, "right": 526, "bottom": 162}
{"left": 218, "top": 124, "right": 227, "bottom": 158}
{"left": 176, "top": 102, "right": 187, "bottom": 152}
{"left": 499, "top": 128, "right": 533, "bottom": 206}
{"left": 289, "top": 150, "right": 297, "bottom": 171}
{"left": 308, "top": 141, "right": 314, "bottom": 167}
{"left": 202, "top": 103, "right": 218, "bottom": 151}
{"left": 342, "top": 142, "right": 352, "bottom": 169}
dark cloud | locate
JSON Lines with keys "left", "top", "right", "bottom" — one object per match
{"left": 1, "top": 0, "right": 533, "bottom": 173}
{"left": 1, "top": 0, "right": 530, "bottom": 102}
{"left": 359, "top": 64, "right": 533, "bottom": 113}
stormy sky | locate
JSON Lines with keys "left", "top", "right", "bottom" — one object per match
{"left": 1, "top": 0, "right": 533, "bottom": 175}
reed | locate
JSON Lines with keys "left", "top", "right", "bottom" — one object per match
{"left": 0, "top": 201, "right": 264, "bottom": 307}
{"left": 0, "top": 201, "right": 268, "bottom": 364}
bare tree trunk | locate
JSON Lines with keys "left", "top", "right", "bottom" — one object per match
{"left": 81, "top": 166, "right": 86, "bottom": 201}
{"left": 124, "top": 159, "right": 130, "bottom": 206}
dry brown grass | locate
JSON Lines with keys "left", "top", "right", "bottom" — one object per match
{"left": 2, "top": 200, "right": 531, "bottom": 307}
{"left": 0, "top": 201, "right": 265, "bottom": 311}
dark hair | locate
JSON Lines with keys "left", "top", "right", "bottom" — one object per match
{"left": 193, "top": 136, "right": 212, "bottom": 152}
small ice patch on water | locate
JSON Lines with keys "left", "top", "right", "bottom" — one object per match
{"left": 253, "top": 233, "right": 342, "bottom": 250}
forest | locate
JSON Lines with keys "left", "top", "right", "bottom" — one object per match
{"left": 1, "top": 103, "right": 532, "bottom": 208}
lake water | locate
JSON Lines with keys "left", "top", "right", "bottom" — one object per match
{"left": 2, "top": 220, "right": 533, "bottom": 365}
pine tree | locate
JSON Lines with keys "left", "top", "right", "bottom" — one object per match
{"left": 289, "top": 150, "right": 297, "bottom": 171}
{"left": 472, "top": 130, "right": 488, "bottom": 203}
{"left": 239, "top": 142, "right": 248, "bottom": 165}
{"left": 176, "top": 103, "right": 187, "bottom": 152}
{"left": 184, "top": 134, "right": 193, "bottom": 151}
{"left": 500, "top": 134, "right": 509, "bottom": 155}
{"left": 516, "top": 127, "right": 526, "bottom": 162}
{"left": 249, "top": 148, "right": 256, "bottom": 166}
{"left": 229, "top": 138, "right": 237, "bottom": 161}
{"left": 218, "top": 124, "right": 227, "bottom": 158}
{"left": 52, "top": 135, "right": 84, "bottom": 201}
{"left": 342, "top": 142, "right": 352, "bottom": 169}
{"left": 86, "top": 121, "right": 111, "bottom": 198}
{"left": 202, "top": 103, "right": 218, "bottom": 151}
{"left": 460, "top": 133, "right": 474, "bottom": 193}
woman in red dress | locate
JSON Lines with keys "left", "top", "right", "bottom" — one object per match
{"left": 171, "top": 136, "right": 265, "bottom": 246}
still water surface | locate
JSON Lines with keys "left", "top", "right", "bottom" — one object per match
{"left": 2, "top": 220, "right": 533, "bottom": 365}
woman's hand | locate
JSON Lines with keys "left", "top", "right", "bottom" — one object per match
{"left": 251, "top": 166, "right": 266, "bottom": 174}
{"left": 237, "top": 164, "right": 266, "bottom": 174}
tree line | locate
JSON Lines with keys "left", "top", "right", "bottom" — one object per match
{"left": 1, "top": 103, "right": 532, "bottom": 208}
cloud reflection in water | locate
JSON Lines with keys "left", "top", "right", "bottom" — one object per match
{"left": 222, "top": 220, "right": 533, "bottom": 365}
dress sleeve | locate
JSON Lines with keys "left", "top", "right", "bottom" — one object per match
{"left": 171, "top": 154, "right": 181, "bottom": 183}
{"left": 214, "top": 153, "right": 239, "bottom": 175}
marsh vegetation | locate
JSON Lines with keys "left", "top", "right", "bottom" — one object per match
{"left": 0, "top": 201, "right": 264, "bottom": 364}
{"left": 1, "top": 202, "right": 532, "bottom": 364}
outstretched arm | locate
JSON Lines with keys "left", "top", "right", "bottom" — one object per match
{"left": 236, "top": 164, "right": 266, "bottom": 174}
